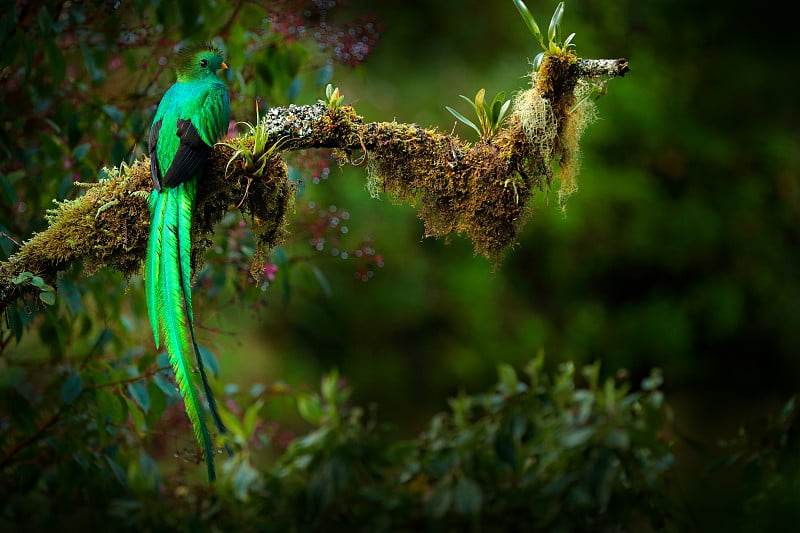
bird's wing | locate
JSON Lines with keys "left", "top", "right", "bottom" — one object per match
{"left": 160, "top": 119, "right": 212, "bottom": 188}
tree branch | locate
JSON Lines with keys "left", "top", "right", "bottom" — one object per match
{"left": 0, "top": 56, "right": 628, "bottom": 314}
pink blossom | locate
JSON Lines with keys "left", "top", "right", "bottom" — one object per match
{"left": 263, "top": 263, "right": 278, "bottom": 281}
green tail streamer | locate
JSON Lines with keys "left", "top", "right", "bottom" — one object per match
{"left": 146, "top": 184, "right": 220, "bottom": 481}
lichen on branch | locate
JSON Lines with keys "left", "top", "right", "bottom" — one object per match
{"left": 0, "top": 56, "right": 628, "bottom": 313}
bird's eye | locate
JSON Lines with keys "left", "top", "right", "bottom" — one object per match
{"left": 200, "top": 59, "right": 208, "bottom": 68}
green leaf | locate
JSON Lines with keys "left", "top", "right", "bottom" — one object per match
{"left": 497, "top": 363, "right": 519, "bottom": 394}
{"left": 89, "top": 329, "right": 113, "bottom": 356}
{"left": 317, "top": 64, "right": 334, "bottom": 87}
{"left": 57, "top": 278, "right": 83, "bottom": 316}
{"left": 127, "top": 381, "right": 150, "bottom": 413}
{"left": 494, "top": 431, "right": 516, "bottom": 467}
{"left": 321, "top": 370, "right": 339, "bottom": 406}
{"left": 96, "top": 388, "right": 127, "bottom": 425}
{"left": 562, "top": 426, "right": 595, "bottom": 448}
{"left": 156, "top": 352, "right": 171, "bottom": 369}
{"left": 61, "top": 373, "right": 83, "bottom": 404}
{"left": 474, "top": 88, "right": 486, "bottom": 111}
{"left": 287, "top": 76, "right": 302, "bottom": 101}
{"left": 533, "top": 51, "right": 545, "bottom": 71}
{"left": 582, "top": 360, "right": 601, "bottom": 390}
{"left": 548, "top": 2, "right": 564, "bottom": 46}
{"left": 124, "top": 395, "right": 147, "bottom": 434}
{"left": 297, "top": 393, "right": 323, "bottom": 425}
{"left": 153, "top": 372, "right": 180, "bottom": 401}
{"left": 218, "top": 406, "right": 245, "bottom": 442}
{"left": 12, "top": 272, "right": 32, "bottom": 284}
{"left": 271, "top": 246, "right": 289, "bottom": 266}
{"left": 105, "top": 455, "right": 129, "bottom": 487}
{"left": 7, "top": 305, "right": 24, "bottom": 342}
{"left": 498, "top": 99, "right": 511, "bottom": 122}
{"left": 243, "top": 399, "right": 264, "bottom": 436}
{"left": 512, "top": 0, "right": 545, "bottom": 49}
{"left": 39, "top": 291, "right": 56, "bottom": 306}
{"left": 197, "top": 345, "right": 220, "bottom": 377}
{"left": 102, "top": 104, "right": 123, "bottom": 125}
{"left": 72, "top": 143, "right": 91, "bottom": 162}
{"left": 490, "top": 91, "right": 507, "bottom": 119}
{"left": 446, "top": 106, "right": 481, "bottom": 137}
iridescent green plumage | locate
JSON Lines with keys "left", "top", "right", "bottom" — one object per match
{"left": 145, "top": 44, "right": 230, "bottom": 481}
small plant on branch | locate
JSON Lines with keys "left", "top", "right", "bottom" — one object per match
{"left": 10, "top": 271, "right": 56, "bottom": 305}
{"left": 322, "top": 83, "right": 345, "bottom": 111}
{"left": 513, "top": 0, "right": 575, "bottom": 70}
{"left": 446, "top": 88, "right": 511, "bottom": 141}
{"left": 222, "top": 105, "right": 287, "bottom": 178}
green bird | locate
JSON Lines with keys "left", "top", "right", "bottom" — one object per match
{"left": 145, "top": 44, "right": 230, "bottom": 481}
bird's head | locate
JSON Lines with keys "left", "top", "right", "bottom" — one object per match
{"left": 174, "top": 43, "right": 228, "bottom": 82}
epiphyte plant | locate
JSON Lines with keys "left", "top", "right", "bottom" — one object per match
{"left": 446, "top": 88, "right": 512, "bottom": 141}
{"left": 513, "top": 0, "right": 575, "bottom": 70}
{"left": 323, "top": 83, "right": 345, "bottom": 110}
{"left": 222, "top": 104, "right": 285, "bottom": 179}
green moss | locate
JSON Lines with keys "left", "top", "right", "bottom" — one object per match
{"left": 1, "top": 137, "right": 295, "bottom": 295}
{"left": 363, "top": 121, "right": 530, "bottom": 260}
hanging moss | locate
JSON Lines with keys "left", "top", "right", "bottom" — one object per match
{"left": 361, "top": 121, "right": 531, "bottom": 259}
{"left": 356, "top": 52, "right": 597, "bottom": 259}
{"left": 511, "top": 52, "right": 599, "bottom": 208}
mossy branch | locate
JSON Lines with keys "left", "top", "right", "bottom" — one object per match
{"left": 0, "top": 57, "right": 628, "bottom": 314}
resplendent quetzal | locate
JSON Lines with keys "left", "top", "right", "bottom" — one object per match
{"left": 146, "top": 44, "right": 230, "bottom": 481}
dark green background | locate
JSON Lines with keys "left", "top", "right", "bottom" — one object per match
{"left": 2, "top": 0, "right": 799, "bottom": 525}
{"left": 260, "top": 0, "right": 800, "bottom": 431}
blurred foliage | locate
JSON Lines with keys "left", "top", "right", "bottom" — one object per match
{"left": 2, "top": 0, "right": 800, "bottom": 529}
{"left": 1, "top": 359, "right": 678, "bottom": 531}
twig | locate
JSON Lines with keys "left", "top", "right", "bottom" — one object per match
{"left": 0, "top": 408, "right": 63, "bottom": 471}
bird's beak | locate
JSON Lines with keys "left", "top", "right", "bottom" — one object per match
{"left": 221, "top": 62, "right": 228, "bottom": 70}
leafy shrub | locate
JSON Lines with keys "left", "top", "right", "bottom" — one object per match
{"left": 1, "top": 356, "right": 676, "bottom": 531}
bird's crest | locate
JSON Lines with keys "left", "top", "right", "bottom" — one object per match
{"left": 174, "top": 43, "right": 226, "bottom": 81}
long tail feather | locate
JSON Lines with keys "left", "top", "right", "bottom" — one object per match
{"left": 148, "top": 185, "right": 217, "bottom": 481}
{"left": 176, "top": 181, "right": 229, "bottom": 443}
{"left": 145, "top": 191, "right": 166, "bottom": 348}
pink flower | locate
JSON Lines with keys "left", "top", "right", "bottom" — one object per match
{"left": 263, "top": 263, "right": 278, "bottom": 281}
{"left": 226, "top": 120, "right": 237, "bottom": 139}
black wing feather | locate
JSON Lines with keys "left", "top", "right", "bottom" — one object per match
{"left": 149, "top": 119, "right": 163, "bottom": 191}
{"left": 161, "top": 119, "right": 213, "bottom": 189}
